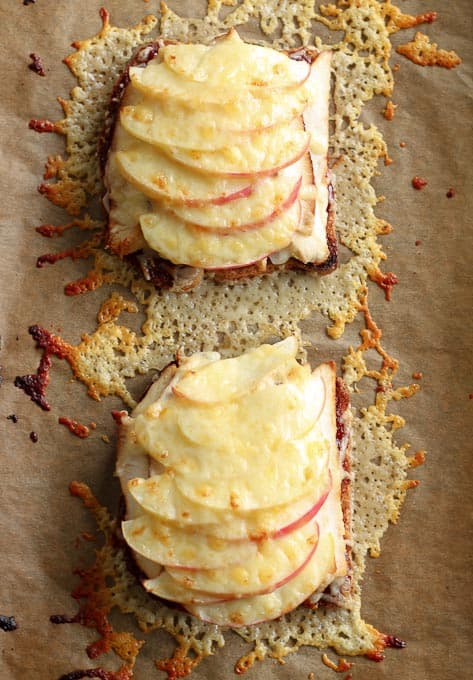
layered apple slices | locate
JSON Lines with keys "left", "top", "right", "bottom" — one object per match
{"left": 115, "top": 337, "right": 352, "bottom": 626}
{"left": 103, "top": 30, "right": 335, "bottom": 290}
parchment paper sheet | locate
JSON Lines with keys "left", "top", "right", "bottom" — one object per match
{"left": 0, "top": 1, "right": 472, "bottom": 678}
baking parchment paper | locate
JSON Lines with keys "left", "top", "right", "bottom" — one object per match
{"left": 0, "top": 1, "right": 472, "bottom": 678}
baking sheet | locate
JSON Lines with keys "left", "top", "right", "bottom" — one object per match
{"left": 1, "top": 0, "right": 472, "bottom": 678}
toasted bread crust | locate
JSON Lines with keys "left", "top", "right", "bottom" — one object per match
{"left": 101, "top": 39, "right": 337, "bottom": 289}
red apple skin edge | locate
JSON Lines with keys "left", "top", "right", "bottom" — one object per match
{"left": 186, "top": 552, "right": 339, "bottom": 626}
{"left": 187, "top": 176, "right": 303, "bottom": 235}
{"left": 184, "top": 181, "right": 253, "bottom": 207}
{"left": 167, "top": 477, "right": 331, "bottom": 570}
{"left": 199, "top": 202, "right": 301, "bottom": 271}
{"left": 265, "top": 476, "right": 331, "bottom": 541}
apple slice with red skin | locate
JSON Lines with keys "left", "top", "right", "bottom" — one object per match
{"left": 172, "top": 441, "right": 329, "bottom": 512}
{"left": 121, "top": 94, "right": 305, "bottom": 152}
{"left": 112, "top": 127, "right": 255, "bottom": 207}
{"left": 121, "top": 513, "right": 259, "bottom": 570}
{"left": 171, "top": 337, "right": 298, "bottom": 405}
{"left": 127, "top": 472, "right": 330, "bottom": 542}
{"left": 166, "top": 173, "right": 302, "bottom": 234}
{"left": 184, "top": 530, "right": 337, "bottom": 626}
{"left": 142, "top": 570, "right": 229, "bottom": 605}
{"left": 162, "top": 122, "right": 309, "bottom": 177}
{"left": 122, "top": 501, "right": 322, "bottom": 573}
{"left": 129, "top": 36, "right": 312, "bottom": 105}
{"left": 165, "top": 521, "right": 319, "bottom": 599}
{"left": 129, "top": 67, "right": 311, "bottom": 133}
{"left": 171, "top": 368, "right": 326, "bottom": 454}
{"left": 134, "top": 372, "right": 327, "bottom": 484}
{"left": 162, "top": 30, "right": 311, "bottom": 91}
{"left": 130, "top": 59, "right": 312, "bottom": 109}
{"left": 125, "top": 453, "right": 330, "bottom": 540}
{"left": 267, "top": 475, "right": 330, "bottom": 540}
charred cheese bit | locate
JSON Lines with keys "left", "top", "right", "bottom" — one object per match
{"left": 104, "top": 30, "right": 332, "bottom": 271}
{"left": 116, "top": 338, "right": 349, "bottom": 626}
{"left": 162, "top": 122, "right": 310, "bottom": 176}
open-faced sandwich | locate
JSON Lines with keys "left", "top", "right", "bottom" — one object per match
{"left": 102, "top": 30, "right": 335, "bottom": 291}
{"left": 115, "top": 337, "right": 352, "bottom": 626}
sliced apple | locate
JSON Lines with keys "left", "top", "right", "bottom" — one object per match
{"left": 129, "top": 45, "right": 310, "bottom": 106}
{"left": 166, "top": 521, "right": 319, "bottom": 598}
{"left": 127, "top": 77, "right": 310, "bottom": 133}
{"left": 139, "top": 200, "right": 300, "bottom": 269}
{"left": 184, "top": 530, "right": 337, "bottom": 626}
{"left": 173, "top": 439, "right": 330, "bottom": 511}
{"left": 129, "top": 472, "right": 330, "bottom": 541}
{"left": 143, "top": 570, "right": 228, "bottom": 605}
{"left": 121, "top": 97, "right": 304, "bottom": 152}
{"left": 115, "top": 345, "right": 349, "bottom": 623}
{"left": 167, "top": 172, "right": 301, "bottom": 232}
{"left": 121, "top": 514, "right": 258, "bottom": 569}
{"left": 172, "top": 337, "right": 298, "bottom": 404}
{"left": 114, "top": 133, "right": 254, "bottom": 207}
{"left": 162, "top": 30, "right": 311, "bottom": 90}
{"left": 131, "top": 68, "right": 311, "bottom": 127}
{"left": 162, "top": 120, "right": 309, "bottom": 177}
{"left": 173, "top": 370, "right": 326, "bottom": 452}
{"left": 134, "top": 374, "right": 326, "bottom": 477}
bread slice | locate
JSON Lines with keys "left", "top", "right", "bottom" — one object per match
{"left": 101, "top": 32, "right": 336, "bottom": 291}
{"left": 115, "top": 339, "right": 352, "bottom": 625}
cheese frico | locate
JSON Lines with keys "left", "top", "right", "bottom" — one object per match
{"left": 116, "top": 337, "right": 350, "bottom": 626}
{"left": 103, "top": 30, "right": 334, "bottom": 286}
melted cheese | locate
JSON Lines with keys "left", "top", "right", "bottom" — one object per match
{"left": 116, "top": 339, "right": 349, "bottom": 626}
{"left": 185, "top": 526, "right": 337, "bottom": 626}
{"left": 127, "top": 75, "right": 310, "bottom": 132}
{"left": 139, "top": 201, "right": 300, "bottom": 269}
{"left": 114, "top": 127, "right": 253, "bottom": 205}
{"left": 120, "top": 98, "right": 304, "bottom": 152}
{"left": 151, "top": 520, "right": 319, "bottom": 599}
{"left": 129, "top": 36, "right": 310, "bottom": 105}
{"left": 122, "top": 513, "right": 259, "bottom": 569}
{"left": 129, "top": 472, "right": 330, "bottom": 541}
{"left": 166, "top": 169, "right": 302, "bottom": 231}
